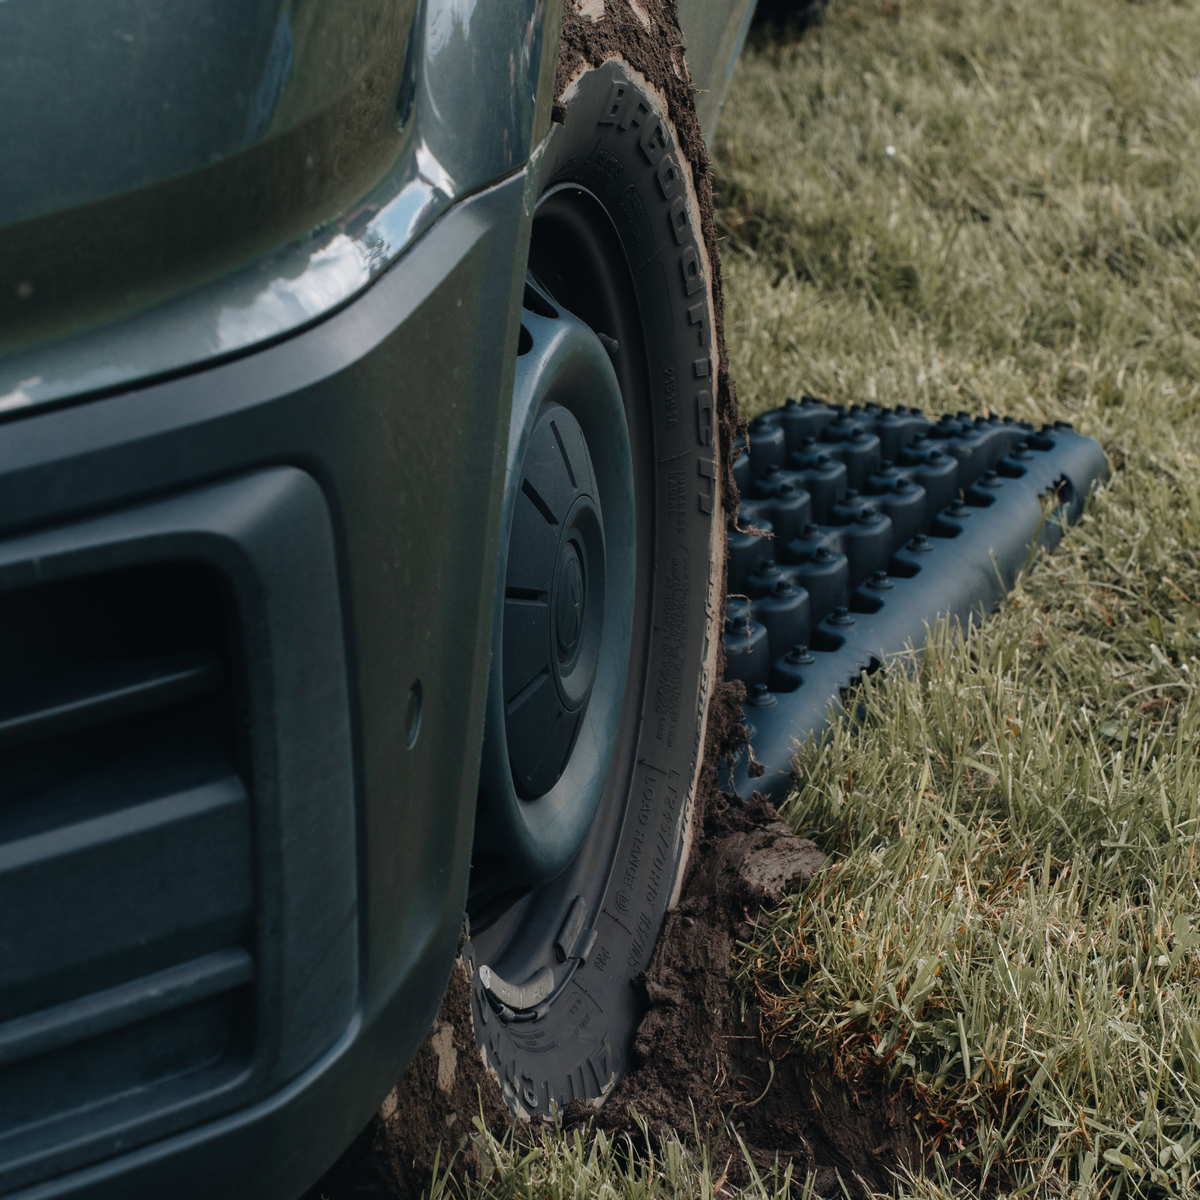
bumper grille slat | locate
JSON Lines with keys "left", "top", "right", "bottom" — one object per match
{"left": 0, "top": 561, "right": 256, "bottom": 1178}
{"left": 0, "top": 948, "right": 253, "bottom": 1071}
{"left": 0, "top": 654, "right": 223, "bottom": 752}
{"left": 0, "top": 467, "right": 360, "bottom": 1193}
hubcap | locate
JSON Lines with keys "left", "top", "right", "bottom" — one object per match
{"left": 472, "top": 267, "right": 635, "bottom": 903}
{"left": 554, "top": 546, "right": 583, "bottom": 659}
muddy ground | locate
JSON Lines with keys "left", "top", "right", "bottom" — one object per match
{"left": 589, "top": 790, "right": 917, "bottom": 1197}
{"left": 306, "top": 1, "right": 918, "bottom": 1196}
{"left": 306, "top": 781, "right": 917, "bottom": 1200}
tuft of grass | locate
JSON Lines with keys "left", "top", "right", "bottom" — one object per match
{"left": 430, "top": 1110, "right": 805, "bottom": 1200}
{"left": 718, "top": 0, "right": 1200, "bottom": 1194}
{"left": 745, "top": 611, "right": 1200, "bottom": 1194}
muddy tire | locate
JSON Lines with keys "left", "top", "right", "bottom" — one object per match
{"left": 467, "top": 60, "right": 723, "bottom": 1118}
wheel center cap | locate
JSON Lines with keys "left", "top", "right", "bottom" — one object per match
{"left": 555, "top": 545, "right": 585, "bottom": 659}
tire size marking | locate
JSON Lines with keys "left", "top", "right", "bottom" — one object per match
{"left": 627, "top": 909, "right": 654, "bottom": 968}
{"left": 636, "top": 761, "right": 680, "bottom": 823}
{"left": 615, "top": 761, "right": 682, "bottom": 923}
{"left": 644, "top": 775, "right": 681, "bottom": 907}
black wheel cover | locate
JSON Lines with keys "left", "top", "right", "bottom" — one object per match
{"left": 474, "top": 289, "right": 636, "bottom": 895}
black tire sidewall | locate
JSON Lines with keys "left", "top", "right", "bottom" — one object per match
{"left": 470, "top": 60, "right": 721, "bottom": 1117}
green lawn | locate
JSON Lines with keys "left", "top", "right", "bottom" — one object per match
{"left": 443, "top": 0, "right": 1200, "bottom": 1194}
{"left": 720, "top": 0, "right": 1200, "bottom": 1193}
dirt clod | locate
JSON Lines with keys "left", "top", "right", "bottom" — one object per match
{"left": 698, "top": 814, "right": 828, "bottom": 909}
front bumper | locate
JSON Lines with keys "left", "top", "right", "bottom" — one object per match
{"left": 0, "top": 169, "right": 528, "bottom": 1200}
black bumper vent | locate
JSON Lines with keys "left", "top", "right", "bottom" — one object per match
{"left": 0, "top": 564, "right": 255, "bottom": 1166}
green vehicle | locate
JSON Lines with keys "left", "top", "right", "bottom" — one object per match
{"left": 0, "top": 0, "right": 755, "bottom": 1194}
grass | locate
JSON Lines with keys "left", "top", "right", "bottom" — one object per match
{"left": 715, "top": 0, "right": 1200, "bottom": 425}
{"left": 429, "top": 1111, "right": 810, "bottom": 1200}
{"left": 719, "top": 0, "right": 1200, "bottom": 1194}
{"left": 440, "top": 0, "right": 1200, "bottom": 1194}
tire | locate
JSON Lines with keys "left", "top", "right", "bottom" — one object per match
{"left": 465, "top": 59, "right": 723, "bottom": 1119}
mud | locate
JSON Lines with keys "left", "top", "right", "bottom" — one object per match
{"left": 582, "top": 793, "right": 918, "bottom": 1197}
{"left": 309, "top": 792, "right": 917, "bottom": 1200}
